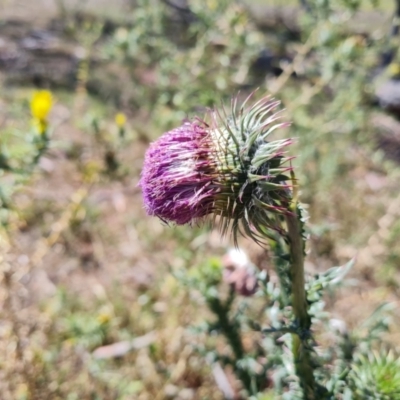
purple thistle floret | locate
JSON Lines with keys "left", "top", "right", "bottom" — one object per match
{"left": 140, "top": 121, "right": 218, "bottom": 224}
{"left": 139, "top": 93, "right": 294, "bottom": 243}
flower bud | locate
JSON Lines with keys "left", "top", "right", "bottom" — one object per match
{"left": 222, "top": 248, "right": 258, "bottom": 297}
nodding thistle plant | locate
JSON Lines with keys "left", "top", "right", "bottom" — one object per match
{"left": 140, "top": 93, "right": 320, "bottom": 398}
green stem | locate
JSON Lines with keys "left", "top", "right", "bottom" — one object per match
{"left": 207, "top": 291, "right": 255, "bottom": 394}
{"left": 285, "top": 209, "right": 316, "bottom": 399}
{"left": 32, "top": 133, "right": 49, "bottom": 166}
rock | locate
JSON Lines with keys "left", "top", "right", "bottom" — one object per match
{"left": 376, "top": 79, "right": 400, "bottom": 115}
{"left": 0, "top": 21, "right": 79, "bottom": 87}
{"left": 372, "top": 113, "right": 400, "bottom": 163}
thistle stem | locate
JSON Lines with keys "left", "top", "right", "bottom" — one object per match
{"left": 285, "top": 209, "right": 316, "bottom": 399}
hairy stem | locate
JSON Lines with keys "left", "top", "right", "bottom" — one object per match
{"left": 285, "top": 208, "right": 316, "bottom": 399}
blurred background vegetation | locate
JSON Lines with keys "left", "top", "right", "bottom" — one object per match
{"left": 1, "top": 0, "right": 400, "bottom": 399}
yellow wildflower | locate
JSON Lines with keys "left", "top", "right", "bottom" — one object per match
{"left": 31, "top": 90, "right": 53, "bottom": 122}
{"left": 388, "top": 63, "right": 400, "bottom": 78}
{"left": 115, "top": 112, "right": 127, "bottom": 128}
{"left": 97, "top": 312, "right": 112, "bottom": 325}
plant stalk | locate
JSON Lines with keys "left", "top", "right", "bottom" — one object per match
{"left": 285, "top": 209, "right": 316, "bottom": 399}
{"left": 207, "top": 291, "right": 255, "bottom": 394}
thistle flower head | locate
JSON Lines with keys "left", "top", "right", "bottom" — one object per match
{"left": 222, "top": 248, "right": 258, "bottom": 296}
{"left": 140, "top": 93, "right": 293, "bottom": 243}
